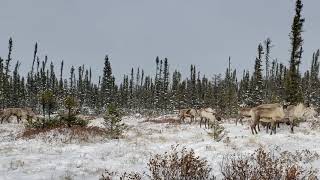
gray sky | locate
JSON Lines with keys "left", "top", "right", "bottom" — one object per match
{"left": 0, "top": 0, "right": 319, "bottom": 81}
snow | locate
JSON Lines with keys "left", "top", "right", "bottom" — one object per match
{"left": 0, "top": 115, "right": 320, "bottom": 180}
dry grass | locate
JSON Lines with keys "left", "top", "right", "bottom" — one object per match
{"left": 142, "top": 118, "right": 181, "bottom": 124}
{"left": 20, "top": 126, "right": 107, "bottom": 143}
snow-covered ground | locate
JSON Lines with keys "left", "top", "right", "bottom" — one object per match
{"left": 0, "top": 115, "right": 320, "bottom": 180}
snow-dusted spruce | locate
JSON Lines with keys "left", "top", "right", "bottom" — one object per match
{"left": 103, "top": 104, "right": 127, "bottom": 139}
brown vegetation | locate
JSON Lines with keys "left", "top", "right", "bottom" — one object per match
{"left": 220, "top": 148, "right": 319, "bottom": 180}
{"left": 148, "top": 145, "right": 213, "bottom": 180}
{"left": 100, "top": 147, "right": 319, "bottom": 180}
{"left": 142, "top": 118, "right": 180, "bottom": 124}
{"left": 20, "top": 125, "right": 106, "bottom": 143}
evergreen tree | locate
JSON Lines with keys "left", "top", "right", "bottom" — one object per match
{"left": 3, "top": 38, "right": 13, "bottom": 107}
{"left": 104, "top": 104, "right": 126, "bottom": 139}
{"left": 0, "top": 57, "right": 4, "bottom": 109}
{"left": 40, "top": 90, "right": 56, "bottom": 119}
{"left": 264, "top": 38, "right": 272, "bottom": 102}
{"left": 101, "top": 55, "right": 114, "bottom": 106}
{"left": 12, "top": 61, "right": 21, "bottom": 107}
{"left": 154, "top": 57, "right": 161, "bottom": 110}
{"left": 309, "top": 50, "right": 320, "bottom": 106}
{"left": 171, "top": 70, "right": 181, "bottom": 110}
{"left": 222, "top": 57, "right": 238, "bottom": 116}
{"left": 129, "top": 68, "right": 134, "bottom": 109}
{"left": 251, "top": 44, "right": 264, "bottom": 106}
{"left": 162, "top": 58, "right": 170, "bottom": 111}
{"left": 285, "top": 0, "right": 305, "bottom": 105}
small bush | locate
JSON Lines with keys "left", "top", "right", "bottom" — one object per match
{"left": 60, "top": 114, "right": 88, "bottom": 127}
{"left": 208, "top": 120, "right": 225, "bottom": 142}
{"left": 220, "top": 148, "right": 319, "bottom": 180}
{"left": 104, "top": 104, "right": 127, "bottom": 139}
{"left": 148, "top": 145, "right": 213, "bottom": 180}
{"left": 25, "top": 117, "right": 63, "bottom": 129}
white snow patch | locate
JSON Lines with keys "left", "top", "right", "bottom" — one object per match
{"left": 0, "top": 116, "right": 319, "bottom": 179}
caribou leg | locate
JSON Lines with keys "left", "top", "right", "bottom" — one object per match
{"left": 180, "top": 116, "right": 185, "bottom": 124}
{"left": 290, "top": 120, "right": 294, "bottom": 133}
{"left": 190, "top": 115, "right": 194, "bottom": 124}
{"left": 270, "top": 121, "right": 276, "bottom": 135}
{"left": 251, "top": 124, "right": 258, "bottom": 134}
{"left": 236, "top": 117, "right": 243, "bottom": 126}
{"left": 17, "top": 116, "right": 21, "bottom": 124}
{"left": 204, "top": 118, "right": 207, "bottom": 129}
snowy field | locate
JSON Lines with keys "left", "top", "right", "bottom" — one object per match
{"left": 1, "top": 115, "right": 320, "bottom": 180}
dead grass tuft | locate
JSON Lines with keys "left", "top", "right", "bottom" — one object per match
{"left": 142, "top": 118, "right": 180, "bottom": 124}
{"left": 20, "top": 126, "right": 107, "bottom": 143}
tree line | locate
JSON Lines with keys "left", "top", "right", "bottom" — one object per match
{"left": 0, "top": 0, "right": 318, "bottom": 116}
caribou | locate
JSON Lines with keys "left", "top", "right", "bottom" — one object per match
{"left": 179, "top": 108, "right": 197, "bottom": 123}
{"left": 249, "top": 103, "right": 285, "bottom": 135}
{"left": 249, "top": 103, "right": 308, "bottom": 135}
{"left": 0, "top": 108, "right": 37, "bottom": 124}
{"left": 236, "top": 107, "right": 252, "bottom": 125}
{"left": 199, "top": 108, "right": 221, "bottom": 129}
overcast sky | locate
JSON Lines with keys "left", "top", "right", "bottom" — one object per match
{"left": 0, "top": 0, "right": 319, "bottom": 81}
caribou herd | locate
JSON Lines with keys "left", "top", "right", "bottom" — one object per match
{"left": 0, "top": 102, "right": 317, "bottom": 135}
{"left": 179, "top": 102, "right": 317, "bottom": 135}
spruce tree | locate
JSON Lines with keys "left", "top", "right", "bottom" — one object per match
{"left": 285, "top": 0, "right": 305, "bottom": 105}
{"left": 309, "top": 50, "right": 320, "bottom": 106}
{"left": 264, "top": 38, "right": 272, "bottom": 102}
{"left": 129, "top": 68, "right": 134, "bottom": 109}
{"left": 154, "top": 57, "right": 160, "bottom": 110}
{"left": 0, "top": 57, "right": 4, "bottom": 109}
{"left": 101, "top": 55, "right": 114, "bottom": 107}
{"left": 171, "top": 70, "right": 181, "bottom": 110}
{"left": 251, "top": 44, "right": 264, "bottom": 106}
{"left": 162, "top": 58, "right": 170, "bottom": 111}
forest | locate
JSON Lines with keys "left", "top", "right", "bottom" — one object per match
{"left": 0, "top": 0, "right": 318, "bottom": 118}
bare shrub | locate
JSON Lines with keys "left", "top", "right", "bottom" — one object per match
{"left": 148, "top": 145, "right": 213, "bottom": 180}
{"left": 279, "top": 149, "right": 320, "bottom": 164}
{"left": 100, "top": 170, "right": 142, "bottom": 180}
{"left": 310, "top": 118, "right": 320, "bottom": 130}
{"left": 220, "top": 148, "right": 319, "bottom": 180}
